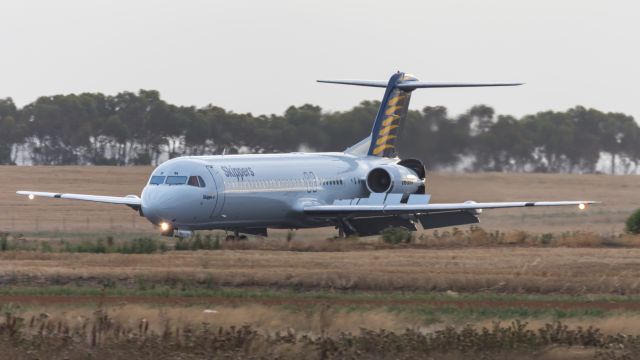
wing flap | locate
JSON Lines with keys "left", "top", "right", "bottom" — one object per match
{"left": 346, "top": 216, "right": 417, "bottom": 237}
{"left": 17, "top": 191, "right": 142, "bottom": 207}
{"left": 417, "top": 211, "right": 479, "bottom": 229}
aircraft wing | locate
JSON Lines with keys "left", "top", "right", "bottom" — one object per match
{"left": 304, "top": 200, "right": 597, "bottom": 217}
{"left": 16, "top": 191, "right": 142, "bottom": 208}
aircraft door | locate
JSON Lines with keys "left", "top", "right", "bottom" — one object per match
{"left": 205, "top": 165, "right": 225, "bottom": 218}
{"left": 303, "top": 171, "right": 318, "bottom": 193}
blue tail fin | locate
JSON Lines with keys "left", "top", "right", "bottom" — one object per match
{"left": 367, "top": 72, "right": 415, "bottom": 157}
{"left": 318, "top": 72, "right": 522, "bottom": 158}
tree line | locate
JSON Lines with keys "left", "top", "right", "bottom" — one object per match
{"left": 0, "top": 90, "right": 637, "bottom": 174}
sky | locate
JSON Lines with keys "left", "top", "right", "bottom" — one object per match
{"left": 1, "top": 0, "right": 638, "bottom": 120}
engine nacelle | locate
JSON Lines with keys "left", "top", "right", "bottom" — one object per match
{"left": 366, "top": 164, "right": 422, "bottom": 194}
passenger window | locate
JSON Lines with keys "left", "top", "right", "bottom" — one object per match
{"left": 149, "top": 176, "right": 165, "bottom": 185}
{"left": 166, "top": 176, "right": 187, "bottom": 185}
{"left": 197, "top": 176, "right": 206, "bottom": 188}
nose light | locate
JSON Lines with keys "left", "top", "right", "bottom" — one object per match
{"left": 160, "top": 222, "right": 170, "bottom": 231}
{"left": 28, "top": 194, "right": 35, "bottom": 200}
{"left": 578, "top": 203, "right": 586, "bottom": 210}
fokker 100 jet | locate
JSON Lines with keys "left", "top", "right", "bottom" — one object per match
{"left": 17, "top": 72, "right": 597, "bottom": 239}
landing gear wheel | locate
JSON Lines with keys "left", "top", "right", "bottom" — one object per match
{"left": 225, "top": 230, "right": 247, "bottom": 241}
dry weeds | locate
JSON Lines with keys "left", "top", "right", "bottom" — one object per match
{"left": 1, "top": 309, "right": 638, "bottom": 360}
{"left": 6, "top": 303, "right": 640, "bottom": 337}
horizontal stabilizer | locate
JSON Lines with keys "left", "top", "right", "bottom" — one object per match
{"left": 397, "top": 81, "right": 523, "bottom": 90}
{"left": 317, "top": 79, "right": 523, "bottom": 90}
{"left": 322, "top": 72, "right": 523, "bottom": 158}
{"left": 317, "top": 79, "right": 389, "bottom": 87}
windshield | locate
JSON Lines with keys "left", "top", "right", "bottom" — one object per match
{"left": 166, "top": 176, "right": 188, "bottom": 185}
{"left": 149, "top": 176, "right": 165, "bottom": 185}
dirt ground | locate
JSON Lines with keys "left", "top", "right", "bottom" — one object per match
{"left": 2, "top": 294, "right": 640, "bottom": 311}
{"left": 0, "top": 166, "right": 635, "bottom": 234}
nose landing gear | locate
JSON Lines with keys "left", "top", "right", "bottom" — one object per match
{"left": 160, "top": 222, "right": 173, "bottom": 236}
{"left": 159, "top": 222, "right": 193, "bottom": 238}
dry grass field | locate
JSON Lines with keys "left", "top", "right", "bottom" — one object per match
{"left": 0, "top": 165, "right": 637, "bottom": 234}
{"left": 1, "top": 247, "right": 639, "bottom": 295}
{"left": 2, "top": 166, "right": 640, "bottom": 358}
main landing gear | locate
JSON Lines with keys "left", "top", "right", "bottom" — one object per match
{"left": 225, "top": 230, "right": 248, "bottom": 241}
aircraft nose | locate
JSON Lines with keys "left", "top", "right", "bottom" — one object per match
{"left": 141, "top": 186, "right": 179, "bottom": 222}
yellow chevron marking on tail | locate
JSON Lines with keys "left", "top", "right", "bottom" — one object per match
{"left": 372, "top": 144, "right": 394, "bottom": 155}
{"left": 384, "top": 105, "right": 402, "bottom": 115}
{"left": 387, "top": 94, "right": 405, "bottom": 106}
{"left": 382, "top": 114, "right": 400, "bottom": 127}
{"left": 376, "top": 134, "right": 397, "bottom": 145}
{"left": 378, "top": 125, "right": 399, "bottom": 135}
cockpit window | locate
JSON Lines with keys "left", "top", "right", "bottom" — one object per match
{"left": 197, "top": 176, "right": 206, "bottom": 188}
{"left": 149, "top": 176, "right": 165, "bottom": 185}
{"left": 166, "top": 176, "right": 188, "bottom": 185}
{"left": 188, "top": 176, "right": 199, "bottom": 187}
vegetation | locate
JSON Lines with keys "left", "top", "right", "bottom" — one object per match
{"left": 0, "top": 312, "right": 637, "bottom": 359}
{"left": 175, "top": 234, "right": 221, "bottom": 251}
{"left": 0, "top": 235, "right": 166, "bottom": 254}
{"left": 2, "top": 241, "right": 640, "bottom": 294}
{"left": 3, "top": 228, "right": 640, "bottom": 256}
{"left": 0, "top": 233, "right": 7, "bottom": 251}
{"left": 1, "top": 94, "right": 638, "bottom": 173}
{"left": 625, "top": 209, "right": 640, "bottom": 234}
{"left": 381, "top": 226, "right": 413, "bottom": 244}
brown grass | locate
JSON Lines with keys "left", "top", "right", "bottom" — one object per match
{"left": 12, "top": 304, "right": 414, "bottom": 336}
{"left": 2, "top": 308, "right": 638, "bottom": 360}
{"left": 0, "top": 166, "right": 635, "bottom": 234}
{"left": 1, "top": 247, "right": 640, "bottom": 294}
{"left": 6, "top": 302, "right": 640, "bottom": 337}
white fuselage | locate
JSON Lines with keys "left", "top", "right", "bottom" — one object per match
{"left": 140, "top": 152, "right": 416, "bottom": 231}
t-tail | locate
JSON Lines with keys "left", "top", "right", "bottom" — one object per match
{"left": 318, "top": 72, "right": 522, "bottom": 158}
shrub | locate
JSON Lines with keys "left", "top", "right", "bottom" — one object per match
{"left": 540, "top": 233, "right": 554, "bottom": 245}
{"left": 40, "top": 241, "right": 53, "bottom": 252}
{"left": 0, "top": 234, "right": 7, "bottom": 251}
{"left": 381, "top": 227, "right": 413, "bottom": 245}
{"left": 174, "top": 234, "right": 221, "bottom": 251}
{"left": 626, "top": 208, "right": 640, "bottom": 234}
{"left": 118, "top": 237, "right": 162, "bottom": 254}
{"left": 175, "top": 237, "right": 190, "bottom": 251}
{"left": 61, "top": 237, "right": 165, "bottom": 254}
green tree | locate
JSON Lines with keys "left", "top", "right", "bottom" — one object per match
{"left": 0, "top": 98, "right": 23, "bottom": 164}
{"left": 473, "top": 115, "right": 533, "bottom": 171}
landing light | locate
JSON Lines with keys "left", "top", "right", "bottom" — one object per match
{"left": 28, "top": 194, "right": 35, "bottom": 200}
{"left": 578, "top": 203, "right": 586, "bottom": 210}
{"left": 160, "top": 222, "right": 170, "bottom": 232}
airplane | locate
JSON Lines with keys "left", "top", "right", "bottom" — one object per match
{"left": 17, "top": 72, "right": 597, "bottom": 239}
